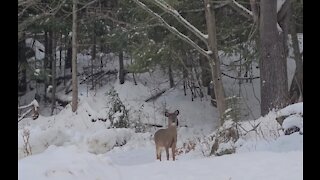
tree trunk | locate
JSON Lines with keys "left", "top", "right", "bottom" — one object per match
{"left": 59, "top": 31, "right": 62, "bottom": 70}
{"left": 91, "top": 24, "right": 96, "bottom": 89}
{"left": 199, "top": 55, "right": 215, "bottom": 99}
{"left": 278, "top": 0, "right": 291, "bottom": 59}
{"left": 18, "top": 39, "right": 27, "bottom": 94}
{"left": 168, "top": 63, "right": 174, "bottom": 88}
{"left": 259, "top": 0, "right": 288, "bottom": 116}
{"left": 64, "top": 31, "right": 68, "bottom": 86}
{"left": 183, "top": 66, "right": 188, "bottom": 96}
{"left": 289, "top": 2, "right": 303, "bottom": 103}
{"left": 48, "top": 30, "right": 53, "bottom": 70}
{"left": 250, "top": 0, "right": 259, "bottom": 24}
{"left": 119, "top": 50, "right": 125, "bottom": 84}
{"left": 51, "top": 32, "right": 56, "bottom": 115}
{"left": 204, "top": 0, "right": 227, "bottom": 124}
{"left": 44, "top": 31, "right": 48, "bottom": 101}
{"left": 130, "top": 54, "right": 137, "bottom": 85}
{"left": 71, "top": 0, "right": 78, "bottom": 112}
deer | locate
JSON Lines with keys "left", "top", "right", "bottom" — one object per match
{"left": 154, "top": 110, "right": 179, "bottom": 161}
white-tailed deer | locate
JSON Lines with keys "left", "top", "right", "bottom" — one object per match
{"left": 154, "top": 110, "right": 179, "bottom": 161}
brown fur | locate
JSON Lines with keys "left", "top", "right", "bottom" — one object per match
{"left": 154, "top": 110, "right": 179, "bottom": 161}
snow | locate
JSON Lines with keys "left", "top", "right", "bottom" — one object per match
{"left": 18, "top": 73, "right": 303, "bottom": 180}
{"left": 277, "top": 0, "right": 287, "bottom": 12}
{"left": 19, "top": 145, "right": 302, "bottom": 180}
{"left": 18, "top": 26, "right": 303, "bottom": 180}
{"left": 282, "top": 115, "right": 303, "bottom": 132}
{"left": 25, "top": 38, "right": 45, "bottom": 60}
{"left": 277, "top": 102, "right": 303, "bottom": 117}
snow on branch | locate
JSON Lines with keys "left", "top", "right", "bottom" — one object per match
{"left": 277, "top": 0, "right": 287, "bottom": 13}
{"left": 18, "top": 99, "right": 39, "bottom": 110}
{"left": 132, "top": 0, "right": 211, "bottom": 58}
{"left": 230, "top": 0, "right": 283, "bottom": 33}
{"left": 18, "top": 99, "right": 39, "bottom": 122}
{"left": 151, "top": 0, "right": 208, "bottom": 44}
{"left": 231, "top": 0, "right": 253, "bottom": 16}
{"left": 18, "top": 109, "right": 33, "bottom": 122}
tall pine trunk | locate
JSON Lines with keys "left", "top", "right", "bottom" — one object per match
{"left": 51, "top": 32, "right": 56, "bottom": 115}
{"left": 259, "top": 0, "right": 288, "bottom": 115}
{"left": 71, "top": 0, "right": 78, "bottom": 112}
{"left": 44, "top": 31, "right": 48, "bottom": 101}
{"left": 119, "top": 50, "right": 124, "bottom": 84}
{"left": 204, "top": 0, "right": 227, "bottom": 124}
{"left": 91, "top": 23, "right": 96, "bottom": 89}
{"left": 18, "top": 39, "right": 27, "bottom": 94}
{"left": 199, "top": 55, "right": 215, "bottom": 101}
{"left": 168, "top": 63, "right": 174, "bottom": 88}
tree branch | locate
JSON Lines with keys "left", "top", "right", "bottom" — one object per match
{"left": 277, "top": 0, "right": 290, "bottom": 22}
{"left": 132, "top": 0, "right": 211, "bottom": 58}
{"left": 229, "top": 0, "right": 283, "bottom": 32}
{"left": 221, "top": 72, "right": 259, "bottom": 80}
{"left": 229, "top": 0, "right": 252, "bottom": 19}
{"left": 150, "top": 0, "right": 208, "bottom": 45}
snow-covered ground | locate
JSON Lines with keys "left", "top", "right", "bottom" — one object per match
{"left": 18, "top": 74, "right": 303, "bottom": 180}
{"left": 18, "top": 34, "right": 303, "bottom": 180}
{"left": 19, "top": 143, "right": 302, "bottom": 180}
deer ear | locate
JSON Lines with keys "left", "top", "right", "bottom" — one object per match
{"left": 175, "top": 110, "right": 179, "bottom": 115}
{"left": 165, "top": 111, "right": 169, "bottom": 117}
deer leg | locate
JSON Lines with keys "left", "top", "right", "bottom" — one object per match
{"left": 165, "top": 147, "right": 169, "bottom": 160}
{"left": 172, "top": 144, "right": 176, "bottom": 161}
{"left": 156, "top": 145, "right": 161, "bottom": 161}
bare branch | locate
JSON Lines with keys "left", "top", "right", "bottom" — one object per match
{"left": 18, "top": 109, "right": 33, "bottom": 122}
{"left": 230, "top": 0, "right": 283, "bottom": 32}
{"left": 18, "top": 99, "right": 39, "bottom": 110}
{"left": 132, "top": 0, "right": 210, "bottom": 58}
{"left": 151, "top": 0, "right": 208, "bottom": 45}
{"left": 229, "top": 0, "right": 252, "bottom": 19}
{"left": 221, "top": 72, "right": 259, "bottom": 80}
{"left": 277, "top": 0, "right": 290, "bottom": 22}
{"left": 178, "top": 1, "right": 230, "bottom": 14}
{"left": 249, "top": 0, "right": 259, "bottom": 23}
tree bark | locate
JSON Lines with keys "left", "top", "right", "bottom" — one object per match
{"left": 199, "top": 55, "right": 214, "bottom": 98}
{"left": 119, "top": 50, "right": 125, "bottom": 84}
{"left": 289, "top": 1, "right": 303, "bottom": 103}
{"left": 91, "top": 23, "right": 96, "bottom": 89}
{"left": 59, "top": 32, "right": 62, "bottom": 70}
{"left": 204, "top": 0, "right": 227, "bottom": 124}
{"left": 44, "top": 31, "right": 48, "bottom": 101}
{"left": 18, "top": 39, "right": 27, "bottom": 94}
{"left": 71, "top": 0, "right": 78, "bottom": 112}
{"left": 130, "top": 54, "right": 137, "bottom": 85}
{"left": 168, "top": 64, "right": 174, "bottom": 88}
{"left": 259, "top": 0, "right": 288, "bottom": 116}
{"left": 66, "top": 46, "right": 72, "bottom": 69}
{"left": 249, "top": 0, "right": 259, "bottom": 24}
{"left": 51, "top": 32, "right": 56, "bottom": 115}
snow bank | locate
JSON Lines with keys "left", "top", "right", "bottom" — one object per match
{"left": 19, "top": 144, "right": 302, "bottom": 180}
{"left": 86, "top": 128, "right": 134, "bottom": 154}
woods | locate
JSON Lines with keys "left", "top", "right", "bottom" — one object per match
{"left": 18, "top": 1, "right": 303, "bottom": 178}
{"left": 18, "top": 0, "right": 303, "bottom": 124}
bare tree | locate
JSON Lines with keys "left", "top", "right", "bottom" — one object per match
{"left": 72, "top": 0, "right": 78, "bottom": 112}
{"left": 132, "top": 0, "right": 227, "bottom": 123}
{"left": 204, "top": 0, "right": 227, "bottom": 124}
